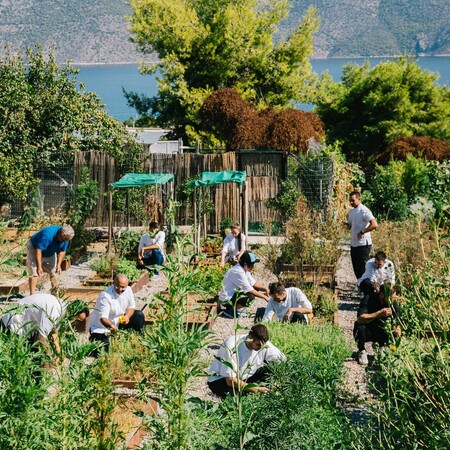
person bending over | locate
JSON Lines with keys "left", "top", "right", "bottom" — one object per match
{"left": 207, "top": 324, "right": 286, "bottom": 398}
{"left": 89, "top": 274, "right": 145, "bottom": 355}
{"left": 353, "top": 286, "right": 401, "bottom": 365}
{"left": 220, "top": 222, "right": 246, "bottom": 267}
{"left": 27, "top": 224, "right": 75, "bottom": 294}
{"left": 218, "top": 251, "right": 269, "bottom": 318}
{"left": 357, "top": 251, "right": 395, "bottom": 295}
{"left": 261, "top": 282, "right": 313, "bottom": 324}
{"left": 1, "top": 293, "right": 89, "bottom": 365}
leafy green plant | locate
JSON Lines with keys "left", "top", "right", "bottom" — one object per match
{"left": 265, "top": 179, "right": 300, "bottom": 221}
{"left": 19, "top": 187, "right": 44, "bottom": 231}
{"left": 364, "top": 163, "right": 409, "bottom": 221}
{"left": 116, "top": 229, "right": 140, "bottom": 258}
{"left": 115, "top": 257, "right": 143, "bottom": 282}
{"left": 68, "top": 167, "right": 99, "bottom": 252}
{"left": 141, "top": 235, "right": 215, "bottom": 450}
{"left": 89, "top": 254, "right": 116, "bottom": 279}
{"left": 186, "top": 323, "right": 354, "bottom": 450}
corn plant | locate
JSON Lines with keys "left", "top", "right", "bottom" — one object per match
{"left": 364, "top": 224, "right": 450, "bottom": 449}
{"left": 141, "top": 234, "right": 215, "bottom": 450}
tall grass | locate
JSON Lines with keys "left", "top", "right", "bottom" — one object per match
{"left": 364, "top": 223, "right": 450, "bottom": 449}
{"left": 186, "top": 324, "right": 355, "bottom": 450}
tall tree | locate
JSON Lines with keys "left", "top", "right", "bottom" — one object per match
{"left": 315, "top": 57, "right": 450, "bottom": 164}
{"left": 128, "top": 0, "right": 319, "bottom": 145}
{"left": 0, "top": 46, "right": 141, "bottom": 205}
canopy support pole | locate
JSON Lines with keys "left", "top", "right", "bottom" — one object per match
{"left": 193, "top": 187, "right": 198, "bottom": 252}
{"left": 107, "top": 188, "right": 113, "bottom": 253}
{"left": 243, "top": 181, "right": 249, "bottom": 238}
{"left": 202, "top": 186, "right": 207, "bottom": 239}
{"left": 126, "top": 188, "right": 130, "bottom": 229}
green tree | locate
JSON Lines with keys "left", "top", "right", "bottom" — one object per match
{"left": 0, "top": 46, "right": 142, "bottom": 206}
{"left": 315, "top": 57, "right": 450, "bottom": 164}
{"left": 128, "top": 0, "right": 319, "bottom": 144}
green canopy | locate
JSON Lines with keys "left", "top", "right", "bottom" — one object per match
{"left": 189, "top": 170, "right": 246, "bottom": 187}
{"left": 110, "top": 173, "right": 174, "bottom": 188}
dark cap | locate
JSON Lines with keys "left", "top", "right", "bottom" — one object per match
{"left": 239, "top": 251, "right": 260, "bottom": 266}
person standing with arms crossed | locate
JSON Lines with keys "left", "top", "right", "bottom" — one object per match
{"left": 346, "top": 191, "right": 378, "bottom": 281}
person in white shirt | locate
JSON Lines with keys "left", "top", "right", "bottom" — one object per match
{"left": 207, "top": 324, "right": 286, "bottom": 398}
{"left": 220, "top": 222, "right": 246, "bottom": 267}
{"left": 219, "top": 251, "right": 269, "bottom": 318}
{"left": 137, "top": 221, "right": 165, "bottom": 275}
{"left": 89, "top": 274, "right": 144, "bottom": 355}
{"left": 346, "top": 191, "right": 378, "bottom": 280}
{"left": 1, "top": 293, "right": 89, "bottom": 360}
{"left": 357, "top": 251, "right": 395, "bottom": 295}
{"left": 262, "top": 282, "right": 313, "bottom": 324}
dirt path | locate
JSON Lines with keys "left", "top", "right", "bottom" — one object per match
{"left": 335, "top": 245, "right": 373, "bottom": 424}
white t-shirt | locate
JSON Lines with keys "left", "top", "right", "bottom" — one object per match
{"left": 89, "top": 285, "right": 136, "bottom": 334}
{"left": 262, "top": 287, "right": 312, "bottom": 323}
{"left": 1, "top": 293, "right": 65, "bottom": 338}
{"left": 138, "top": 231, "right": 166, "bottom": 261}
{"left": 219, "top": 264, "right": 255, "bottom": 303}
{"left": 207, "top": 334, "right": 286, "bottom": 382}
{"left": 221, "top": 233, "right": 246, "bottom": 262}
{"left": 348, "top": 204, "right": 375, "bottom": 247}
{"left": 357, "top": 258, "right": 395, "bottom": 286}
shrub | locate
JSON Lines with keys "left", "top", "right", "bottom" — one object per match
{"left": 116, "top": 230, "right": 140, "bottom": 258}
{"left": 364, "top": 163, "right": 409, "bottom": 221}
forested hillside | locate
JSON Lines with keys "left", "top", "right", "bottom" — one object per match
{"left": 0, "top": 0, "right": 448, "bottom": 63}
{"left": 289, "top": 0, "right": 450, "bottom": 57}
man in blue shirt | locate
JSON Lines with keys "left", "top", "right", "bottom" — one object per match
{"left": 26, "top": 224, "right": 75, "bottom": 294}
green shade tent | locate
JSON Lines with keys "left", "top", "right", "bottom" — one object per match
{"left": 110, "top": 173, "right": 174, "bottom": 188}
{"left": 108, "top": 173, "right": 174, "bottom": 252}
{"left": 188, "top": 170, "right": 246, "bottom": 188}
{"left": 189, "top": 170, "right": 248, "bottom": 249}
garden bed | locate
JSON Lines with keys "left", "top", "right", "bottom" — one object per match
{"left": 0, "top": 276, "right": 28, "bottom": 295}
{"left": 279, "top": 263, "right": 336, "bottom": 286}
{"left": 82, "top": 271, "right": 149, "bottom": 293}
{"left": 145, "top": 292, "right": 217, "bottom": 329}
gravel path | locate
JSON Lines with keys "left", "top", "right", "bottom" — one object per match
{"left": 335, "top": 245, "right": 374, "bottom": 424}
{"left": 43, "top": 240, "right": 374, "bottom": 419}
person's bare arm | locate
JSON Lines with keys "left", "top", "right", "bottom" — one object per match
{"left": 35, "top": 248, "right": 43, "bottom": 276}
{"left": 100, "top": 317, "right": 118, "bottom": 331}
{"left": 121, "top": 307, "right": 135, "bottom": 325}
{"left": 56, "top": 251, "right": 65, "bottom": 273}
{"left": 139, "top": 244, "right": 159, "bottom": 257}
{"left": 358, "top": 218, "right": 378, "bottom": 239}
{"left": 248, "top": 289, "right": 269, "bottom": 302}
{"left": 252, "top": 281, "right": 269, "bottom": 296}
{"left": 357, "top": 307, "right": 392, "bottom": 324}
{"left": 282, "top": 307, "right": 313, "bottom": 322}
{"left": 225, "top": 376, "right": 269, "bottom": 394}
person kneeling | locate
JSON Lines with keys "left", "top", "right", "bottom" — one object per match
{"left": 261, "top": 282, "right": 313, "bottom": 324}
{"left": 207, "top": 324, "right": 286, "bottom": 399}
{"left": 89, "top": 274, "right": 145, "bottom": 356}
{"left": 353, "top": 286, "right": 401, "bottom": 365}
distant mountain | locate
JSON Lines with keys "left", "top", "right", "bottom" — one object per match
{"left": 289, "top": 0, "right": 450, "bottom": 57}
{"left": 0, "top": 0, "right": 448, "bottom": 64}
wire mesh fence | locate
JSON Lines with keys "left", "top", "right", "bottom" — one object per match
{"left": 8, "top": 165, "right": 73, "bottom": 220}
{"left": 297, "top": 156, "right": 335, "bottom": 211}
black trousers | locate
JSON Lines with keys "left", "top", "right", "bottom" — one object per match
{"left": 351, "top": 245, "right": 371, "bottom": 280}
{"left": 359, "top": 278, "right": 376, "bottom": 295}
{"left": 89, "top": 310, "right": 145, "bottom": 356}
{"left": 353, "top": 321, "right": 389, "bottom": 352}
{"left": 208, "top": 366, "right": 269, "bottom": 399}
{"left": 228, "top": 292, "right": 255, "bottom": 308}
